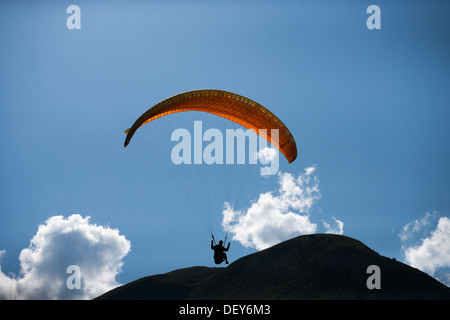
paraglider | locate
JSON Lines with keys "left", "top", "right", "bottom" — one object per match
{"left": 124, "top": 89, "right": 298, "bottom": 265}
{"left": 211, "top": 234, "right": 230, "bottom": 264}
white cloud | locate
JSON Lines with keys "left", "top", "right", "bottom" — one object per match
{"left": 322, "top": 217, "right": 344, "bottom": 235}
{"left": 256, "top": 146, "right": 277, "bottom": 163}
{"left": 222, "top": 166, "right": 342, "bottom": 250}
{"left": 399, "top": 212, "right": 436, "bottom": 243}
{"left": 400, "top": 213, "right": 450, "bottom": 286}
{"left": 0, "top": 214, "right": 131, "bottom": 300}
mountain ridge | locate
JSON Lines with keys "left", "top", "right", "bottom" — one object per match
{"left": 96, "top": 234, "right": 450, "bottom": 300}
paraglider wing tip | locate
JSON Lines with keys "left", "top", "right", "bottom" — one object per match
{"left": 124, "top": 129, "right": 131, "bottom": 147}
{"left": 289, "top": 154, "right": 297, "bottom": 163}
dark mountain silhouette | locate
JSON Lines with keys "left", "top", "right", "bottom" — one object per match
{"left": 96, "top": 234, "right": 450, "bottom": 300}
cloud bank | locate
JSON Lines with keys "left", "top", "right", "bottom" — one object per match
{"left": 222, "top": 166, "right": 344, "bottom": 250}
{"left": 400, "top": 212, "right": 450, "bottom": 286}
{"left": 0, "top": 214, "right": 131, "bottom": 300}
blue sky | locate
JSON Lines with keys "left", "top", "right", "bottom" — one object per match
{"left": 0, "top": 0, "right": 449, "bottom": 299}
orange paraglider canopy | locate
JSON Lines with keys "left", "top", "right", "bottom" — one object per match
{"left": 124, "top": 89, "right": 297, "bottom": 163}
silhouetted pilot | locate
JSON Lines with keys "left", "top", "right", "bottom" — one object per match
{"left": 211, "top": 240, "right": 230, "bottom": 264}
